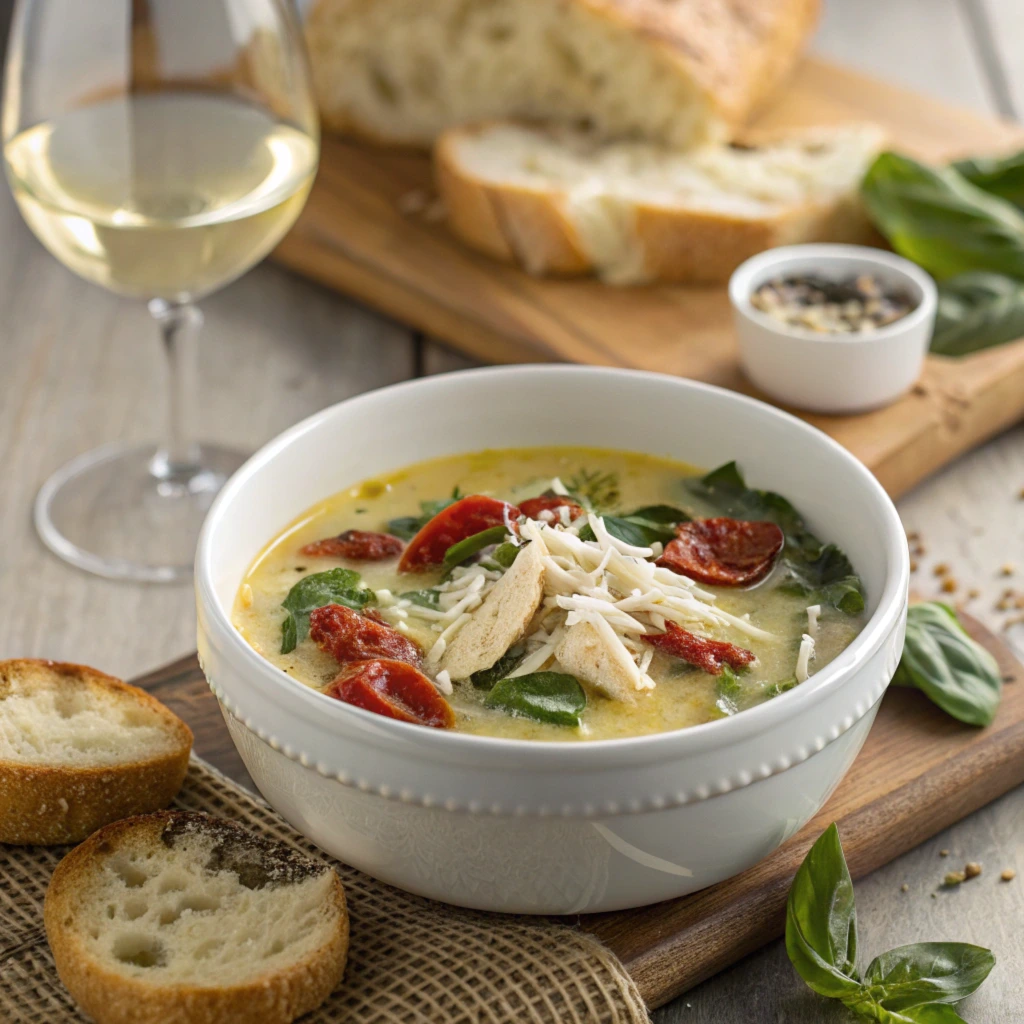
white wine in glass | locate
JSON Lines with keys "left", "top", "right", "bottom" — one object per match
{"left": 2, "top": 0, "right": 320, "bottom": 582}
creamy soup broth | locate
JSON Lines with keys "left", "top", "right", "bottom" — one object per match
{"left": 234, "top": 447, "right": 865, "bottom": 741}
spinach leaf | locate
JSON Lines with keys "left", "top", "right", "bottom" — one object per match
{"left": 893, "top": 602, "right": 1002, "bottom": 725}
{"left": 564, "top": 468, "right": 620, "bottom": 511}
{"left": 484, "top": 672, "right": 586, "bottom": 727}
{"left": 443, "top": 525, "right": 510, "bottom": 568}
{"left": 688, "top": 462, "right": 864, "bottom": 614}
{"left": 387, "top": 487, "right": 462, "bottom": 540}
{"left": 932, "top": 272, "right": 1024, "bottom": 356}
{"left": 861, "top": 151, "right": 1024, "bottom": 280}
{"left": 577, "top": 506, "right": 689, "bottom": 547}
{"left": 861, "top": 943, "right": 995, "bottom": 1011}
{"left": 765, "top": 676, "right": 798, "bottom": 699}
{"left": 954, "top": 148, "right": 1024, "bottom": 209}
{"left": 280, "top": 568, "right": 374, "bottom": 654}
{"left": 400, "top": 588, "right": 441, "bottom": 608}
{"left": 715, "top": 665, "right": 743, "bottom": 716}
{"left": 786, "top": 824, "right": 997, "bottom": 1023}
{"left": 785, "top": 823, "right": 862, "bottom": 999}
{"left": 471, "top": 646, "right": 526, "bottom": 690}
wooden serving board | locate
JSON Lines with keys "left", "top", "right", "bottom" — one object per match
{"left": 273, "top": 57, "right": 1024, "bottom": 500}
{"left": 138, "top": 611, "right": 1024, "bottom": 1012}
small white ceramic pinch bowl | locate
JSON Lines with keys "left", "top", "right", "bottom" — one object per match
{"left": 729, "top": 244, "right": 937, "bottom": 415}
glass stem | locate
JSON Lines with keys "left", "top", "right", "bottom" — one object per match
{"left": 148, "top": 298, "right": 203, "bottom": 482}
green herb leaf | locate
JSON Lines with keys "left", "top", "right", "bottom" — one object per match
{"left": 470, "top": 646, "right": 526, "bottom": 690}
{"left": 715, "top": 665, "right": 743, "bottom": 716}
{"left": 443, "top": 525, "right": 510, "bottom": 568}
{"left": 280, "top": 568, "right": 374, "bottom": 654}
{"left": 954, "top": 148, "right": 1024, "bottom": 208}
{"left": 861, "top": 943, "right": 995, "bottom": 1011}
{"left": 578, "top": 506, "right": 689, "bottom": 547}
{"left": 785, "top": 823, "right": 862, "bottom": 999}
{"left": 843, "top": 1001, "right": 969, "bottom": 1023}
{"left": 689, "top": 462, "right": 864, "bottom": 614}
{"left": 861, "top": 151, "right": 1024, "bottom": 280}
{"left": 387, "top": 487, "right": 462, "bottom": 540}
{"left": 765, "top": 676, "right": 798, "bottom": 699}
{"left": 564, "top": 468, "right": 621, "bottom": 511}
{"left": 893, "top": 602, "right": 1002, "bottom": 725}
{"left": 491, "top": 541, "right": 521, "bottom": 569}
{"left": 932, "top": 272, "right": 1024, "bottom": 356}
{"left": 400, "top": 588, "right": 441, "bottom": 608}
{"left": 484, "top": 672, "right": 586, "bottom": 727}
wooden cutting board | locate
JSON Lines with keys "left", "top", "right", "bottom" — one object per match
{"left": 138, "top": 611, "right": 1024, "bottom": 1012}
{"left": 272, "top": 57, "right": 1024, "bottom": 501}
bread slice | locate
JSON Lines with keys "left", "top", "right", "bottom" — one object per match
{"left": 304, "top": 0, "right": 819, "bottom": 149}
{"left": 436, "top": 121, "right": 885, "bottom": 284}
{"left": 555, "top": 620, "right": 639, "bottom": 705}
{"left": 440, "top": 540, "right": 546, "bottom": 679}
{"left": 45, "top": 811, "right": 349, "bottom": 1024}
{"left": 0, "top": 659, "right": 192, "bottom": 844}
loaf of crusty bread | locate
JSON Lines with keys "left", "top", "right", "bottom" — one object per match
{"left": 44, "top": 811, "right": 349, "bottom": 1024}
{"left": 304, "top": 0, "right": 820, "bottom": 149}
{"left": 435, "top": 122, "right": 885, "bottom": 285}
{"left": 0, "top": 659, "right": 193, "bottom": 844}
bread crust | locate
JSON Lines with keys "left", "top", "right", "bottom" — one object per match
{"left": 436, "top": 124, "right": 878, "bottom": 285}
{"left": 0, "top": 660, "right": 192, "bottom": 844}
{"left": 305, "top": 0, "right": 820, "bottom": 146}
{"left": 44, "top": 812, "right": 349, "bottom": 1024}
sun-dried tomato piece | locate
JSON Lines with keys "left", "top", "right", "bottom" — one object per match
{"left": 398, "top": 495, "right": 521, "bottom": 572}
{"left": 323, "top": 659, "right": 455, "bottom": 728}
{"left": 518, "top": 495, "right": 585, "bottom": 523}
{"left": 656, "top": 517, "right": 784, "bottom": 587}
{"left": 310, "top": 604, "right": 422, "bottom": 667}
{"left": 301, "top": 530, "right": 404, "bottom": 561}
{"left": 641, "top": 622, "right": 755, "bottom": 676}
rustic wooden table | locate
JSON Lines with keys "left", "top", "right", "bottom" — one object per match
{"left": 1, "top": 1, "right": 1022, "bottom": 1020}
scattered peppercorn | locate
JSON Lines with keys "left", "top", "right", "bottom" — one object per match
{"left": 941, "top": 578, "right": 957, "bottom": 593}
{"left": 1001, "top": 868, "right": 1016, "bottom": 882}
{"left": 965, "top": 862, "right": 982, "bottom": 879}
{"left": 1000, "top": 563, "right": 1015, "bottom": 576}
{"left": 934, "top": 563, "right": 950, "bottom": 577}
{"left": 967, "top": 588, "right": 981, "bottom": 599}
{"left": 944, "top": 871, "right": 966, "bottom": 886}
{"left": 940, "top": 849, "right": 950, "bottom": 857}
{"left": 1018, "top": 487, "right": 1024, "bottom": 501}
{"left": 910, "top": 559, "right": 919, "bottom": 572}
{"left": 900, "top": 883, "right": 909, "bottom": 892}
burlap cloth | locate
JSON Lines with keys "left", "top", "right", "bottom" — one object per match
{"left": 1, "top": 758, "right": 650, "bottom": 1024}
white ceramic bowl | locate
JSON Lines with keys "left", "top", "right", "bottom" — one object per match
{"left": 195, "top": 366, "right": 909, "bottom": 914}
{"left": 730, "top": 244, "right": 938, "bottom": 414}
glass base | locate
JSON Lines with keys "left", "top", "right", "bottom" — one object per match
{"left": 35, "top": 441, "right": 247, "bottom": 583}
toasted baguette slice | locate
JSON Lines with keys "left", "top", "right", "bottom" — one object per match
{"left": 436, "top": 122, "right": 885, "bottom": 285}
{"left": 0, "top": 659, "right": 192, "bottom": 844}
{"left": 305, "top": 0, "right": 819, "bottom": 148}
{"left": 45, "top": 812, "right": 349, "bottom": 1024}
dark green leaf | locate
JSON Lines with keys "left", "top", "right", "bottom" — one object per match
{"left": 386, "top": 516, "right": 425, "bottom": 541}
{"left": 626, "top": 504, "right": 691, "bottom": 525}
{"left": 861, "top": 151, "right": 1024, "bottom": 280}
{"left": 443, "top": 525, "right": 510, "bottom": 568}
{"left": 491, "top": 541, "right": 521, "bottom": 569}
{"left": 280, "top": 568, "right": 374, "bottom": 654}
{"left": 861, "top": 943, "right": 995, "bottom": 1011}
{"left": 484, "top": 672, "right": 586, "bottom": 727}
{"left": 954, "top": 148, "right": 1024, "bottom": 208}
{"left": 471, "top": 645, "right": 526, "bottom": 690}
{"left": 932, "top": 272, "right": 1024, "bottom": 356}
{"left": 841, "top": 999, "right": 970, "bottom": 1023}
{"left": 785, "top": 823, "right": 862, "bottom": 999}
{"left": 577, "top": 515, "right": 656, "bottom": 547}
{"left": 400, "top": 588, "right": 441, "bottom": 608}
{"left": 778, "top": 543, "right": 866, "bottom": 615}
{"left": 715, "top": 665, "right": 743, "bottom": 715}
{"left": 893, "top": 602, "right": 1002, "bottom": 725}
{"left": 765, "top": 676, "right": 798, "bottom": 699}
{"left": 564, "top": 468, "right": 620, "bottom": 511}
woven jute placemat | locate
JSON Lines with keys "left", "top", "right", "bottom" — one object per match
{"left": 0, "top": 757, "right": 649, "bottom": 1024}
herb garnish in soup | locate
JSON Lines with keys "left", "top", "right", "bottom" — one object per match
{"left": 234, "top": 448, "right": 866, "bottom": 741}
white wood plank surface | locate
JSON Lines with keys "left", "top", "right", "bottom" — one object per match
{"left": 982, "top": 0, "right": 1024, "bottom": 118}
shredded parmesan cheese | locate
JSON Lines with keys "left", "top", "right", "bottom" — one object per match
{"left": 795, "top": 633, "right": 816, "bottom": 683}
{"left": 806, "top": 604, "right": 821, "bottom": 639}
{"left": 434, "top": 669, "right": 453, "bottom": 695}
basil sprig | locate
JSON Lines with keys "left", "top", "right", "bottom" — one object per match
{"left": 787, "top": 824, "right": 995, "bottom": 1022}
{"left": 954, "top": 149, "right": 1024, "bottom": 209}
{"left": 578, "top": 505, "right": 690, "bottom": 547}
{"left": 280, "top": 568, "right": 374, "bottom": 653}
{"left": 484, "top": 671, "right": 586, "bottom": 727}
{"left": 387, "top": 487, "right": 462, "bottom": 540}
{"left": 893, "top": 602, "right": 1002, "bottom": 726}
{"left": 932, "top": 272, "right": 1024, "bottom": 356}
{"left": 687, "top": 462, "right": 864, "bottom": 614}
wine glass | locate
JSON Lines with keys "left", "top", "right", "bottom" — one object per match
{"left": 2, "top": 0, "right": 319, "bottom": 582}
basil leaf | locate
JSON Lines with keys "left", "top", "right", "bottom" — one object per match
{"left": 690, "top": 463, "right": 864, "bottom": 614}
{"left": 893, "top": 602, "right": 1002, "bottom": 725}
{"left": 578, "top": 507, "right": 688, "bottom": 547}
{"left": 954, "top": 148, "right": 1024, "bottom": 208}
{"left": 715, "top": 665, "right": 743, "bottom": 716}
{"left": 400, "top": 588, "right": 441, "bottom": 608}
{"left": 932, "top": 272, "right": 1024, "bottom": 356}
{"left": 843, "top": 1001, "right": 969, "bottom": 1023}
{"left": 785, "top": 823, "right": 862, "bottom": 998}
{"left": 491, "top": 541, "right": 520, "bottom": 569}
{"left": 765, "top": 676, "right": 798, "bottom": 699}
{"left": 471, "top": 646, "right": 526, "bottom": 690}
{"left": 861, "top": 943, "right": 995, "bottom": 1011}
{"left": 484, "top": 672, "right": 586, "bottom": 727}
{"left": 280, "top": 568, "right": 374, "bottom": 654}
{"left": 861, "top": 151, "right": 1024, "bottom": 280}
{"left": 627, "top": 504, "right": 690, "bottom": 524}
{"left": 564, "top": 468, "right": 620, "bottom": 511}
{"left": 443, "top": 525, "right": 510, "bottom": 568}
{"left": 387, "top": 488, "right": 463, "bottom": 540}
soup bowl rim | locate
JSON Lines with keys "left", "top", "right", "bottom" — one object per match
{"left": 196, "top": 364, "right": 909, "bottom": 766}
